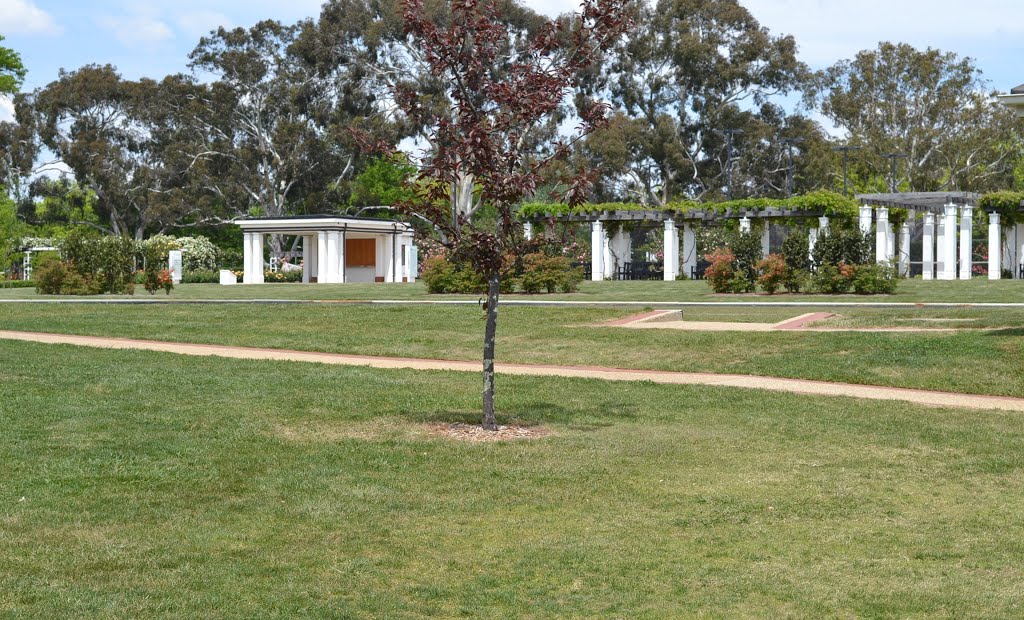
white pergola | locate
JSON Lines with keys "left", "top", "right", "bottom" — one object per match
{"left": 237, "top": 216, "right": 417, "bottom": 285}
{"left": 525, "top": 192, "right": 1024, "bottom": 282}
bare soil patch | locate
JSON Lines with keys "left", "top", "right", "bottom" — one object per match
{"left": 428, "top": 423, "right": 552, "bottom": 442}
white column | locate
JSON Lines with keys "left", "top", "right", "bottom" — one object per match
{"left": 301, "top": 236, "right": 311, "bottom": 284}
{"left": 251, "top": 234, "right": 264, "bottom": 284}
{"left": 760, "top": 222, "right": 771, "bottom": 257}
{"left": 859, "top": 205, "right": 874, "bottom": 235}
{"left": 383, "top": 233, "right": 397, "bottom": 283}
{"left": 1016, "top": 223, "right": 1024, "bottom": 279}
{"left": 988, "top": 212, "right": 1001, "bottom": 280}
{"left": 316, "top": 232, "right": 328, "bottom": 283}
{"left": 242, "top": 232, "right": 254, "bottom": 284}
{"left": 608, "top": 228, "right": 631, "bottom": 277}
{"left": 922, "top": 213, "right": 935, "bottom": 280}
{"left": 940, "top": 203, "right": 958, "bottom": 280}
{"left": 808, "top": 227, "right": 819, "bottom": 264}
{"left": 590, "top": 221, "right": 604, "bottom": 281}
{"left": 325, "top": 231, "right": 339, "bottom": 283}
{"left": 523, "top": 222, "right": 533, "bottom": 241}
{"left": 681, "top": 222, "right": 697, "bottom": 280}
{"left": 663, "top": 219, "right": 678, "bottom": 281}
{"left": 309, "top": 235, "right": 319, "bottom": 282}
{"left": 876, "top": 207, "right": 890, "bottom": 264}
{"left": 899, "top": 210, "right": 913, "bottom": 276}
{"left": 338, "top": 232, "right": 347, "bottom": 283}
{"left": 739, "top": 216, "right": 751, "bottom": 233}
{"left": 959, "top": 205, "right": 973, "bottom": 280}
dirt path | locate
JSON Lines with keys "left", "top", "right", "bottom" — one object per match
{"left": 2, "top": 329, "right": 1023, "bottom": 413}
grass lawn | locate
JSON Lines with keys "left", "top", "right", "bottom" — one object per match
{"left": 4, "top": 339, "right": 1024, "bottom": 618}
{"left": 1, "top": 277, "right": 1022, "bottom": 303}
{"left": 2, "top": 303, "right": 1023, "bottom": 398}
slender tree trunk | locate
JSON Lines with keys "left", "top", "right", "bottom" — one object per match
{"left": 481, "top": 272, "right": 500, "bottom": 430}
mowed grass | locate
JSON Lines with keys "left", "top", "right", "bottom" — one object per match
{"left": 2, "top": 303, "right": 1023, "bottom": 397}
{"left": 3, "top": 339, "right": 1024, "bottom": 618}
{"left": 1, "top": 277, "right": 1023, "bottom": 302}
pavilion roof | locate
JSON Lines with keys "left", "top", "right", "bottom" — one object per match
{"left": 1012, "top": 84, "right": 1024, "bottom": 95}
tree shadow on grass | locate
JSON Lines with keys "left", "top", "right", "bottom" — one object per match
{"left": 984, "top": 328, "right": 1024, "bottom": 337}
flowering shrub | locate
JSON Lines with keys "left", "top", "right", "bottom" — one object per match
{"left": 812, "top": 262, "right": 855, "bottom": 294}
{"left": 157, "top": 269, "right": 174, "bottom": 295}
{"left": 756, "top": 254, "right": 787, "bottom": 294}
{"left": 264, "top": 270, "right": 303, "bottom": 283}
{"left": 703, "top": 247, "right": 736, "bottom": 293}
{"left": 177, "top": 236, "right": 218, "bottom": 272}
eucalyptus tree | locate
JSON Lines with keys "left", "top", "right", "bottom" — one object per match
{"left": 29, "top": 65, "right": 194, "bottom": 239}
{"left": 0, "top": 34, "right": 27, "bottom": 97}
{"left": 314, "top": 0, "right": 549, "bottom": 220}
{"left": 584, "top": 0, "right": 808, "bottom": 204}
{"left": 183, "top": 19, "right": 388, "bottom": 233}
{"left": 812, "top": 42, "right": 1022, "bottom": 192}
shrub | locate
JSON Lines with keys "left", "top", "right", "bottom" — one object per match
{"left": 781, "top": 231, "right": 810, "bottom": 271}
{"left": 520, "top": 253, "right": 583, "bottom": 294}
{"left": 703, "top": 247, "right": 736, "bottom": 293}
{"left": 756, "top": 254, "right": 787, "bottom": 294}
{"left": 783, "top": 268, "right": 808, "bottom": 293}
{"left": 421, "top": 256, "right": 486, "bottom": 294}
{"left": 35, "top": 260, "right": 68, "bottom": 295}
{"left": 182, "top": 269, "right": 221, "bottom": 284}
{"left": 852, "top": 262, "right": 899, "bottom": 295}
{"left": 812, "top": 225, "right": 872, "bottom": 267}
{"left": 812, "top": 262, "right": 855, "bottom": 294}
{"left": 731, "top": 230, "right": 762, "bottom": 283}
{"left": 177, "top": 236, "right": 218, "bottom": 272}
{"left": 264, "top": 270, "right": 303, "bottom": 283}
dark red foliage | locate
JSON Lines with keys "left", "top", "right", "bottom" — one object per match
{"left": 392, "top": 0, "right": 631, "bottom": 275}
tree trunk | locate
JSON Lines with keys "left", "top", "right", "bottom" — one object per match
{"left": 481, "top": 273, "right": 500, "bottom": 431}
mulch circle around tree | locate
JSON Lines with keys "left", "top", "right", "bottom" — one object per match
{"left": 429, "top": 423, "right": 551, "bottom": 443}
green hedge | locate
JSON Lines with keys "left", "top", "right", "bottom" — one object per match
{"left": 520, "top": 190, "right": 860, "bottom": 220}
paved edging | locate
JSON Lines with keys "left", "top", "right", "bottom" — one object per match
{"left": 3, "top": 329, "right": 1023, "bottom": 413}
{"left": 2, "top": 298, "right": 1024, "bottom": 308}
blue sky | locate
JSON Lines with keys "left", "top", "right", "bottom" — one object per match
{"left": 2, "top": 0, "right": 1023, "bottom": 123}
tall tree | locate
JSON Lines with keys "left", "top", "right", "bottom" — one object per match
{"left": 183, "top": 19, "right": 390, "bottom": 233}
{"left": 585, "top": 0, "right": 807, "bottom": 205}
{"left": 29, "top": 65, "right": 194, "bottom": 239}
{"left": 384, "top": 0, "right": 629, "bottom": 429}
{"left": 0, "top": 35, "right": 27, "bottom": 97}
{"left": 315, "top": 0, "right": 548, "bottom": 219}
{"left": 812, "top": 42, "right": 1022, "bottom": 192}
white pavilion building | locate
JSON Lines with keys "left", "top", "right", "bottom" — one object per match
{"left": 237, "top": 216, "right": 417, "bottom": 284}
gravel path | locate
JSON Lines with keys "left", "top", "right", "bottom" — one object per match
{"left": 2, "top": 329, "right": 1022, "bottom": 413}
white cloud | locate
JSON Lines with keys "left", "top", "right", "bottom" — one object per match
{"left": 175, "top": 10, "right": 233, "bottom": 40}
{"left": 0, "top": 0, "right": 62, "bottom": 36}
{"left": 0, "top": 96, "right": 14, "bottom": 122}
{"left": 96, "top": 13, "right": 175, "bottom": 48}
{"left": 743, "top": 0, "right": 1024, "bottom": 68}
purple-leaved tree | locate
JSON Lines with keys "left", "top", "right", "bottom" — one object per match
{"left": 369, "top": 0, "right": 630, "bottom": 430}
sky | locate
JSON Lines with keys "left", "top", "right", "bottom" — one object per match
{"left": 2, "top": 0, "right": 1024, "bottom": 123}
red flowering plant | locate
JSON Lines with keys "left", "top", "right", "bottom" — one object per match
{"left": 756, "top": 254, "right": 787, "bottom": 294}
{"left": 704, "top": 247, "right": 736, "bottom": 293}
{"left": 157, "top": 269, "right": 174, "bottom": 295}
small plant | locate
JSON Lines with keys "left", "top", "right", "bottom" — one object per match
{"left": 703, "top": 247, "right": 736, "bottom": 293}
{"left": 783, "top": 268, "right": 808, "bottom": 293}
{"left": 157, "top": 269, "right": 174, "bottom": 295}
{"left": 756, "top": 254, "right": 787, "bottom": 294}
